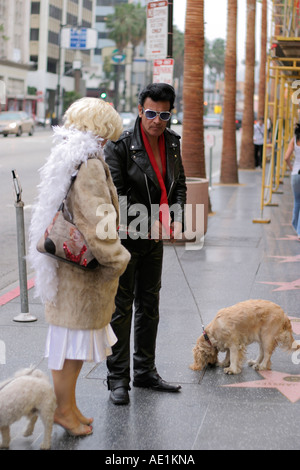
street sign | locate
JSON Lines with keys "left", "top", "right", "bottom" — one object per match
{"left": 206, "top": 134, "right": 215, "bottom": 148}
{"left": 61, "top": 27, "right": 97, "bottom": 50}
{"left": 153, "top": 59, "right": 174, "bottom": 86}
{"left": 112, "top": 49, "right": 126, "bottom": 64}
{"left": 146, "top": 1, "right": 168, "bottom": 60}
{"left": 36, "top": 90, "right": 43, "bottom": 103}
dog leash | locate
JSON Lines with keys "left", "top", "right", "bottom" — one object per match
{"left": 172, "top": 245, "right": 207, "bottom": 335}
{"left": 0, "top": 357, "right": 45, "bottom": 393}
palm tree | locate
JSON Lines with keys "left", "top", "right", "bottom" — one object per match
{"left": 173, "top": 26, "right": 185, "bottom": 112}
{"left": 129, "top": 3, "right": 146, "bottom": 110}
{"left": 239, "top": 0, "right": 256, "bottom": 169}
{"left": 258, "top": 0, "right": 267, "bottom": 119}
{"left": 0, "top": 24, "right": 9, "bottom": 41}
{"left": 106, "top": 3, "right": 145, "bottom": 110}
{"left": 220, "top": 0, "right": 238, "bottom": 184}
{"left": 209, "top": 38, "right": 226, "bottom": 82}
{"left": 181, "top": 0, "right": 206, "bottom": 178}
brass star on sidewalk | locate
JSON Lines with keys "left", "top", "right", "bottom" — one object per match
{"left": 289, "top": 316, "right": 300, "bottom": 335}
{"left": 260, "top": 278, "right": 300, "bottom": 291}
{"left": 222, "top": 371, "right": 300, "bottom": 403}
{"left": 269, "top": 255, "right": 300, "bottom": 263}
{"left": 275, "top": 235, "right": 299, "bottom": 241}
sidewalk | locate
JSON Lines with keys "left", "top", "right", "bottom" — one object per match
{"left": 0, "top": 168, "right": 299, "bottom": 451}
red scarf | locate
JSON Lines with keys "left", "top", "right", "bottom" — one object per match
{"left": 140, "top": 123, "right": 171, "bottom": 236}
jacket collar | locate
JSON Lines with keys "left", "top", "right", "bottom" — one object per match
{"left": 130, "top": 117, "right": 159, "bottom": 188}
{"left": 129, "top": 117, "right": 178, "bottom": 190}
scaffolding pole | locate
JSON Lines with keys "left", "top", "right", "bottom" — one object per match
{"left": 253, "top": 0, "right": 300, "bottom": 223}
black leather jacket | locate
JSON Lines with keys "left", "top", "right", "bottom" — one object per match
{"left": 104, "top": 117, "right": 186, "bottom": 238}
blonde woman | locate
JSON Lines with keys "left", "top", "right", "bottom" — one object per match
{"left": 29, "top": 98, "right": 130, "bottom": 437}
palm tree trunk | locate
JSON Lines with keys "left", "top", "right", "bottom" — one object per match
{"left": 239, "top": 0, "right": 256, "bottom": 169}
{"left": 258, "top": 0, "right": 267, "bottom": 119}
{"left": 181, "top": 0, "right": 205, "bottom": 178}
{"left": 220, "top": 0, "right": 238, "bottom": 184}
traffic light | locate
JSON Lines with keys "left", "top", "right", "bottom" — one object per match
{"left": 100, "top": 91, "right": 107, "bottom": 99}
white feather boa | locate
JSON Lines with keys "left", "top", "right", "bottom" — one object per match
{"left": 28, "top": 126, "right": 103, "bottom": 303}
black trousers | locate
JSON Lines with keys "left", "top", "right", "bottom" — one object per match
{"left": 254, "top": 144, "right": 263, "bottom": 167}
{"left": 107, "top": 238, "right": 163, "bottom": 388}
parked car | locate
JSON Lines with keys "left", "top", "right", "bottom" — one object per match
{"left": 235, "top": 112, "right": 243, "bottom": 130}
{"left": 203, "top": 113, "right": 223, "bottom": 129}
{"left": 120, "top": 112, "right": 136, "bottom": 129}
{"left": 0, "top": 111, "right": 35, "bottom": 137}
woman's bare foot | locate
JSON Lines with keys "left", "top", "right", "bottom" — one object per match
{"left": 54, "top": 408, "right": 93, "bottom": 437}
{"left": 74, "top": 407, "right": 94, "bottom": 426}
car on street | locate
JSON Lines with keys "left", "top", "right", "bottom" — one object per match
{"left": 203, "top": 113, "right": 223, "bottom": 129}
{"left": 0, "top": 111, "right": 35, "bottom": 137}
{"left": 235, "top": 112, "right": 243, "bottom": 130}
{"left": 120, "top": 112, "right": 136, "bottom": 129}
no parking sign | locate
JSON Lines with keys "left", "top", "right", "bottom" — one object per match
{"left": 153, "top": 59, "right": 174, "bottom": 85}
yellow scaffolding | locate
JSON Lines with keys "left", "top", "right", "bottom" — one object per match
{"left": 254, "top": 0, "right": 300, "bottom": 223}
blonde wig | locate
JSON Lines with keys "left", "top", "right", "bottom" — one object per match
{"left": 64, "top": 97, "right": 123, "bottom": 141}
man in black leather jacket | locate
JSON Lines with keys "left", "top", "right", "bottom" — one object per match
{"left": 105, "top": 83, "right": 187, "bottom": 405}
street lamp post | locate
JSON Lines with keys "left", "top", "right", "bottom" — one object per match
{"left": 167, "top": 0, "right": 173, "bottom": 128}
{"left": 167, "top": 0, "right": 173, "bottom": 58}
{"left": 56, "top": 24, "right": 67, "bottom": 122}
{"left": 56, "top": 24, "right": 67, "bottom": 123}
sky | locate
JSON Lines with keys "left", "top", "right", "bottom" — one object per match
{"left": 173, "top": 0, "right": 271, "bottom": 80}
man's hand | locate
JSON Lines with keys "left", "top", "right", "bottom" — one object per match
{"left": 170, "top": 221, "right": 183, "bottom": 242}
{"left": 150, "top": 220, "right": 170, "bottom": 240}
{"left": 149, "top": 220, "right": 183, "bottom": 242}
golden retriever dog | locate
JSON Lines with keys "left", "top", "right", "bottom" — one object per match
{"left": 190, "top": 299, "right": 300, "bottom": 375}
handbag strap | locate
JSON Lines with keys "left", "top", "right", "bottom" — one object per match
{"left": 58, "top": 156, "right": 97, "bottom": 212}
{"left": 58, "top": 170, "right": 79, "bottom": 211}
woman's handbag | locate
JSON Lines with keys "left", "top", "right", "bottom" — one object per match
{"left": 36, "top": 169, "right": 99, "bottom": 270}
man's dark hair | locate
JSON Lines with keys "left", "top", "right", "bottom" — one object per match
{"left": 139, "top": 83, "right": 176, "bottom": 110}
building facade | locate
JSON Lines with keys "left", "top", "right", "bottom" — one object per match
{"left": 90, "top": 0, "right": 148, "bottom": 111}
{"left": 28, "top": 0, "right": 95, "bottom": 120}
{"left": 0, "top": 0, "right": 35, "bottom": 114}
{"left": 0, "top": 0, "right": 149, "bottom": 118}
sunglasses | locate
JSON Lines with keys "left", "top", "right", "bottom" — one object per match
{"left": 143, "top": 108, "right": 171, "bottom": 121}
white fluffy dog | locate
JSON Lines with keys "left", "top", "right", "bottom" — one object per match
{"left": 0, "top": 368, "right": 56, "bottom": 450}
{"left": 190, "top": 299, "right": 300, "bottom": 375}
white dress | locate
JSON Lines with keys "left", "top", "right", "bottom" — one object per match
{"left": 45, "top": 324, "right": 117, "bottom": 370}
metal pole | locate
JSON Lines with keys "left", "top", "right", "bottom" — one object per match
{"left": 209, "top": 147, "right": 213, "bottom": 190}
{"left": 167, "top": 0, "right": 173, "bottom": 129}
{"left": 12, "top": 170, "right": 37, "bottom": 322}
{"left": 56, "top": 24, "right": 67, "bottom": 122}
{"left": 56, "top": 25, "right": 62, "bottom": 121}
{"left": 167, "top": 0, "right": 173, "bottom": 58}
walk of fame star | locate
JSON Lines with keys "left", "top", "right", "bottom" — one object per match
{"left": 275, "top": 235, "right": 299, "bottom": 241}
{"left": 260, "top": 278, "right": 300, "bottom": 291}
{"left": 269, "top": 254, "right": 300, "bottom": 263}
{"left": 222, "top": 371, "right": 300, "bottom": 403}
{"left": 289, "top": 317, "right": 300, "bottom": 335}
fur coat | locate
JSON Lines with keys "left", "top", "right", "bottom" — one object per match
{"left": 28, "top": 126, "right": 130, "bottom": 330}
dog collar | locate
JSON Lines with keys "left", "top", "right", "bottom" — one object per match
{"left": 203, "top": 329, "right": 212, "bottom": 346}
